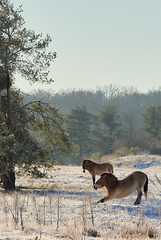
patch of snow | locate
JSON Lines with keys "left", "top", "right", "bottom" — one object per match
{"left": 136, "top": 161, "right": 161, "bottom": 169}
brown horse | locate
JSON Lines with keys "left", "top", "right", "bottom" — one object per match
{"left": 94, "top": 171, "right": 148, "bottom": 205}
{"left": 82, "top": 158, "right": 113, "bottom": 185}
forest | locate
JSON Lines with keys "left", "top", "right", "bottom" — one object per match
{"left": 24, "top": 86, "right": 161, "bottom": 164}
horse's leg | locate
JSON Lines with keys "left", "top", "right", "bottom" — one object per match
{"left": 137, "top": 191, "right": 142, "bottom": 204}
{"left": 134, "top": 191, "right": 142, "bottom": 205}
{"left": 97, "top": 195, "right": 111, "bottom": 204}
{"left": 92, "top": 176, "right": 95, "bottom": 185}
{"left": 91, "top": 173, "right": 95, "bottom": 185}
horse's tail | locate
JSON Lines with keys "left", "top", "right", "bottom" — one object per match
{"left": 144, "top": 175, "right": 148, "bottom": 201}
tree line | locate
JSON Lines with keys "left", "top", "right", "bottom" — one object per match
{"left": 26, "top": 87, "right": 161, "bottom": 164}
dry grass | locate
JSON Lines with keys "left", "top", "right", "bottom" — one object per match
{"left": 0, "top": 155, "right": 160, "bottom": 239}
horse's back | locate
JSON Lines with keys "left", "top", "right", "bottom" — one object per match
{"left": 103, "top": 162, "right": 113, "bottom": 173}
{"left": 125, "top": 171, "right": 147, "bottom": 187}
{"left": 95, "top": 162, "right": 113, "bottom": 174}
{"left": 131, "top": 171, "right": 147, "bottom": 179}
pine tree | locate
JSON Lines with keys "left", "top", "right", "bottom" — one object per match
{"left": 0, "top": 0, "right": 56, "bottom": 190}
{"left": 142, "top": 105, "right": 161, "bottom": 141}
{"left": 67, "top": 106, "right": 92, "bottom": 160}
{"left": 93, "top": 104, "right": 120, "bottom": 155}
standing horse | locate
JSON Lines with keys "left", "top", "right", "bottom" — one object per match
{"left": 94, "top": 171, "right": 148, "bottom": 205}
{"left": 82, "top": 158, "right": 113, "bottom": 185}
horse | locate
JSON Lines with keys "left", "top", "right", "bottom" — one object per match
{"left": 93, "top": 171, "right": 148, "bottom": 205}
{"left": 82, "top": 158, "right": 113, "bottom": 185}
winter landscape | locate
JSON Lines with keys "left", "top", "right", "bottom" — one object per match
{"left": 0, "top": 154, "right": 160, "bottom": 240}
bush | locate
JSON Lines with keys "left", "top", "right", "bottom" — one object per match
{"left": 91, "top": 152, "right": 100, "bottom": 161}
{"left": 30, "top": 166, "right": 46, "bottom": 178}
{"left": 150, "top": 146, "right": 161, "bottom": 155}
{"left": 115, "top": 147, "right": 140, "bottom": 156}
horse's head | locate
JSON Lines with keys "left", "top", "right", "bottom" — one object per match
{"left": 94, "top": 173, "right": 107, "bottom": 190}
{"left": 94, "top": 173, "right": 117, "bottom": 190}
{"left": 82, "top": 159, "right": 92, "bottom": 173}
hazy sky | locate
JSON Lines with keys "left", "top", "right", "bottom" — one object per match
{"left": 11, "top": 0, "right": 161, "bottom": 93}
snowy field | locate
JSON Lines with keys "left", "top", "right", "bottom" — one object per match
{"left": 0, "top": 155, "right": 160, "bottom": 239}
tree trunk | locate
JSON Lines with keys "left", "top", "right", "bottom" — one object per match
{"left": 1, "top": 167, "right": 15, "bottom": 191}
{"left": 7, "top": 79, "right": 12, "bottom": 131}
{"left": 1, "top": 76, "right": 16, "bottom": 191}
{"left": 0, "top": 90, "right": 2, "bottom": 123}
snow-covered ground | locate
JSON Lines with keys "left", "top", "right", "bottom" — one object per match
{"left": 0, "top": 155, "right": 160, "bottom": 239}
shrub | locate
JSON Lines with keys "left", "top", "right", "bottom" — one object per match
{"left": 149, "top": 146, "right": 161, "bottom": 156}
{"left": 114, "top": 147, "right": 140, "bottom": 156}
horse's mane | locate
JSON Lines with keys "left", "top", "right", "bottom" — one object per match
{"left": 82, "top": 158, "right": 94, "bottom": 163}
{"left": 101, "top": 173, "right": 118, "bottom": 182}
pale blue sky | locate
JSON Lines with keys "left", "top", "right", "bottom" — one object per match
{"left": 11, "top": 0, "right": 161, "bottom": 93}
